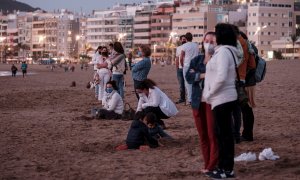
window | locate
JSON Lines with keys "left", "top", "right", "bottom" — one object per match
{"left": 253, "top": 13, "right": 256, "bottom": 16}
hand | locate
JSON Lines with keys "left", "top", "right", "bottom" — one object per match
{"left": 200, "top": 73, "right": 205, "bottom": 79}
{"left": 116, "top": 144, "right": 128, "bottom": 151}
{"left": 189, "top": 69, "right": 195, "bottom": 73}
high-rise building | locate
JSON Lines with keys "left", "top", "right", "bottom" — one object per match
{"left": 0, "top": 15, "right": 8, "bottom": 63}
{"left": 247, "top": 0, "right": 294, "bottom": 56}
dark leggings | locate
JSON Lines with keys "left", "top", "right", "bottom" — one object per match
{"left": 213, "top": 101, "right": 236, "bottom": 171}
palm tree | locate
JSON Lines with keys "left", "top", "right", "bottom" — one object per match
{"left": 290, "top": 34, "right": 299, "bottom": 60}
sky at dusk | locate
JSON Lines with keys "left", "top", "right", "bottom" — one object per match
{"left": 17, "top": 0, "right": 143, "bottom": 14}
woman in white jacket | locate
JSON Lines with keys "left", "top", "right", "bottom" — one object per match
{"left": 96, "top": 47, "right": 111, "bottom": 103}
{"left": 202, "top": 23, "right": 238, "bottom": 179}
{"left": 136, "top": 79, "right": 178, "bottom": 129}
{"left": 97, "top": 81, "right": 124, "bottom": 120}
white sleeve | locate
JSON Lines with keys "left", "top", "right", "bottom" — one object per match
{"left": 142, "top": 89, "right": 160, "bottom": 108}
{"left": 107, "top": 94, "right": 118, "bottom": 111}
{"left": 209, "top": 50, "right": 230, "bottom": 95}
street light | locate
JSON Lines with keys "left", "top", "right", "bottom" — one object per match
{"left": 254, "top": 25, "right": 267, "bottom": 55}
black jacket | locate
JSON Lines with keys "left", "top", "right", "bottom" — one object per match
{"left": 126, "top": 120, "right": 158, "bottom": 149}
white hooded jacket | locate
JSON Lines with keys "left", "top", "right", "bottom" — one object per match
{"left": 202, "top": 45, "right": 238, "bottom": 109}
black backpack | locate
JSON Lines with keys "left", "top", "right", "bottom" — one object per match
{"left": 249, "top": 43, "right": 267, "bottom": 83}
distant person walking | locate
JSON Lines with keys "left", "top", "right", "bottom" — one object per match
{"left": 11, "top": 64, "right": 18, "bottom": 77}
{"left": 180, "top": 32, "right": 199, "bottom": 105}
{"left": 132, "top": 45, "right": 152, "bottom": 100}
{"left": 127, "top": 51, "right": 133, "bottom": 70}
{"left": 175, "top": 35, "right": 187, "bottom": 104}
{"left": 21, "top": 61, "right": 27, "bottom": 78}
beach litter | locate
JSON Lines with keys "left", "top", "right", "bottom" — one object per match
{"left": 234, "top": 152, "right": 257, "bottom": 162}
{"left": 259, "top": 148, "right": 280, "bottom": 161}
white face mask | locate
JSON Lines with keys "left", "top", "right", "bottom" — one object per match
{"left": 138, "top": 93, "right": 144, "bottom": 97}
{"left": 203, "top": 43, "right": 215, "bottom": 55}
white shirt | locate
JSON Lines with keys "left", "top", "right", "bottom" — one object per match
{"left": 92, "top": 52, "right": 100, "bottom": 71}
{"left": 103, "top": 91, "right": 124, "bottom": 114}
{"left": 97, "top": 56, "right": 110, "bottom": 74}
{"left": 181, "top": 42, "right": 199, "bottom": 68}
{"left": 137, "top": 87, "right": 178, "bottom": 117}
{"left": 202, "top": 45, "right": 238, "bottom": 109}
{"left": 176, "top": 45, "right": 183, "bottom": 69}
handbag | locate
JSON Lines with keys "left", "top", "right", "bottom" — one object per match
{"left": 227, "top": 48, "right": 249, "bottom": 107}
{"left": 122, "top": 103, "right": 136, "bottom": 121}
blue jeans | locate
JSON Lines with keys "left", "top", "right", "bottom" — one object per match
{"left": 177, "top": 68, "right": 185, "bottom": 101}
{"left": 112, "top": 74, "right": 124, "bottom": 98}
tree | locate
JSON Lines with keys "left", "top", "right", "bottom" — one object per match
{"left": 290, "top": 34, "right": 299, "bottom": 60}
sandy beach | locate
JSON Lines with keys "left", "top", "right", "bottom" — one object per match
{"left": 0, "top": 60, "right": 300, "bottom": 179}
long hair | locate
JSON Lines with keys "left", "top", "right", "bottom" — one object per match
{"left": 135, "top": 79, "right": 157, "bottom": 90}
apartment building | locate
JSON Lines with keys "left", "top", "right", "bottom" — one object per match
{"left": 150, "top": 3, "right": 175, "bottom": 58}
{"left": 172, "top": 3, "right": 226, "bottom": 49}
{"left": 247, "top": 0, "right": 294, "bottom": 56}
{"left": 0, "top": 15, "right": 8, "bottom": 63}
{"left": 86, "top": 4, "right": 139, "bottom": 54}
{"left": 133, "top": 10, "right": 152, "bottom": 47}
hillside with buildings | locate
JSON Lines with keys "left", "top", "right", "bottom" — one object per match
{"left": 0, "top": 0, "right": 41, "bottom": 14}
{"left": 0, "top": 0, "right": 299, "bottom": 64}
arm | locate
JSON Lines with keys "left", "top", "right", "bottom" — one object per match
{"left": 208, "top": 49, "right": 230, "bottom": 96}
{"left": 142, "top": 89, "right": 160, "bottom": 108}
{"left": 132, "top": 59, "right": 146, "bottom": 72}
{"left": 157, "top": 126, "right": 172, "bottom": 139}
{"left": 142, "top": 125, "right": 159, "bottom": 148}
{"left": 97, "top": 61, "right": 108, "bottom": 69}
{"left": 106, "top": 94, "right": 118, "bottom": 111}
{"left": 91, "top": 53, "right": 98, "bottom": 65}
{"left": 180, "top": 50, "right": 185, "bottom": 67}
{"left": 175, "top": 56, "right": 179, "bottom": 68}
{"left": 110, "top": 54, "right": 124, "bottom": 66}
{"left": 185, "top": 55, "right": 204, "bottom": 84}
{"left": 137, "top": 97, "right": 146, "bottom": 111}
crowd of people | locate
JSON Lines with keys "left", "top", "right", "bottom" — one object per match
{"left": 87, "top": 22, "right": 258, "bottom": 179}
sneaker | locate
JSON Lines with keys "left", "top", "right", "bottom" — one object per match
{"left": 206, "top": 169, "right": 235, "bottom": 179}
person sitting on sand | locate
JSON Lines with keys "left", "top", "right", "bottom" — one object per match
{"left": 146, "top": 113, "right": 173, "bottom": 140}
{"left": 97, "top": 81, "right": 124, "bottom": 120}
{"left": 116, "top": 111, "right": 159, "bottom": 151}
{"left": 135, "top": 79, "right": 178, "bottom": 129}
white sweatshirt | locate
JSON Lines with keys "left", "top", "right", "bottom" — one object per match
{"left": 137, "top": 87, "right": 178, "bottom": 117}
{"left": 103, "top": 91, "right": 124, "bottom": 114}
{"left": 202, "top": 45, "right": 238, "bottom": 109}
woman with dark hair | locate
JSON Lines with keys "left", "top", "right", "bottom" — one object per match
{"left": 97, "top": 81, "right": 124, "bottom": 120}
{"left": 186, "top": 32, "right": 218, "bottom": 173}
{"left": 135, "top": 79, "right": 178, "bottom": 128}
{"left": 96, "top": 46, "right": 111, "bottom": 103}
{"left": 202, "top": 23, "right": 239, "bottom": 179}
{"left": 108, "top": 42, "right": 126, "bottom": 98}
{"left": 132, "top": 45, "right": 152, "bottom": 99}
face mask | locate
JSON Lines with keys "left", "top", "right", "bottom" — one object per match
{"left": 138, "top": 93, "right": 144, "bottom": 97}
{"left": 106, "top": 88, "right": 113, "bottom": 93}
{"left": 204, "top": 43, "right": 215, "bottom": 55}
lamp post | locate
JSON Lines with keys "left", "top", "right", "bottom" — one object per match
{"left": 255, "top": 25, "right": 267, "bottom": 55}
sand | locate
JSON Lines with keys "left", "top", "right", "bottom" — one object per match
{"left": 0, "top": 61, "right": 300, "bottom": 179}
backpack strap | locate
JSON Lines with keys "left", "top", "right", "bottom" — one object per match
{"left": 226, "top": 48, "right": 241, "bottom": 82}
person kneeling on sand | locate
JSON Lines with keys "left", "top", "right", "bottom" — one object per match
{"left": 135, "top": 79, "right": 178, "bottom": 129}
{"left": 116, "top": 112, "right": 159, "bottom": 151}
{"left": 96, "top": 81, "right": 124, "bottom": 120}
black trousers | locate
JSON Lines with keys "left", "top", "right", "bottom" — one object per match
{"left": 241, "top": 103, "right": 254, "bottom": 140}
{"left": 133, "top": 80, "right": 143, "bottom": 100}
{"left": 213, "top": 101, "right": 236, "bottom": 171}
{"left": 98, "top": 109, "right": 122, "bottom": 120}
{"left": 143, "top": 106, "right": 169, "bottom": 126}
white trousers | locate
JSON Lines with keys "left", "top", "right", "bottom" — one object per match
{"left": 98, "top": 72, "right": 111, "bottom": 102}
{"left": 183, "top": 66, "right": 192, "bottom": 103}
